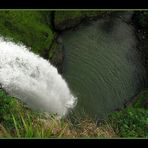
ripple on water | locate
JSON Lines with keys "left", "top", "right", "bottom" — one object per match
{"left": 61, "top": 13, "right": 146, "bottom": 119}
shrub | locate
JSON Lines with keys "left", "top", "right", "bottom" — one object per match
{"left": 134, "top": 11, "right": 148, "bottom": 29}
{"left": 108, "top": 107, "right": 148, "bottom": 137}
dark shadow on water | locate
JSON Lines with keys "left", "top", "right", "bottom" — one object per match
{"left": 100, "top": 19, "right": 115, "bottom": 34}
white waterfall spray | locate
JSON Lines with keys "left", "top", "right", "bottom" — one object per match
{"left": 0, "top": 37, "right": 77, "bottom": 117}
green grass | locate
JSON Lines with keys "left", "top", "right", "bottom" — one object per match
{"left": 11, "top": 113, "right": 45, "bottom": 138}
{"left": 0, "top": 89, "right": 39, "bottom": 133}
{"left": 108, "top": 107, "right": 148, "bottom": 137}
{"left": 0, "top": 11, "right": 54, "bottom": 57}
{"left": 10, "top": 113, "right": 70, "bottom": 138}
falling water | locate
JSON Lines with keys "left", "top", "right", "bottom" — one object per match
{"left": 0, "top": 37, "right": 77, "bottom": 117}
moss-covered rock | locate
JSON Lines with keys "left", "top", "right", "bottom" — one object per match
{"left": 54, "top": 11, "right": 109, "bottom": 31}
{"left": 0, "top": 10, "right": 54, "bottom": 57}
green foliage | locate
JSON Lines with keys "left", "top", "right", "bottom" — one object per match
{"left": 107, "top": 89, "right": 148, "bottom": 138}
{"left": 9, "top": 113, "right": 70, "bottom": 138}
{"left": 0, "top": 89, "right": 19, "bottom": 127}
{"left": 134, "top": 11, "right": 148, "bottom": 28}
{"left": 0, "top": 89, "right": 34, "bottom": 132}
{"left": 0, "top": 10, "right": 54, "bottom": 56}
{"left": 12, "top": 114, "right": 21, "bottom": 138}
{"left": 11, "top": 113, "right": 39, "bottom": 138}
{"left": 0, "top": 89, "right": 45, "bottom": 138}
{"left": 108, "top": 107, "right": 148, "bottom": 137}
{"left": 133, "top": 90, "right": 148, "bottom": 108}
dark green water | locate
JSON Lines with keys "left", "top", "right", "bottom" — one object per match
{"left": 60, "top": 12, "right": 146, "bottom": 119}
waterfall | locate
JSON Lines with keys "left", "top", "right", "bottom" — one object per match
{"left": 0, "top": 37, "right": 77, "bottom": 117}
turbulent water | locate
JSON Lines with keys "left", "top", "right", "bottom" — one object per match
{"left": 61, "top": 12, "right": 146, "bottom": 119}
{"left": 0, "top": 37, "right": 77, "bottom": 117}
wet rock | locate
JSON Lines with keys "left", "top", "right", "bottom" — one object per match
{"left": 49, "top": 40, "right": 64, "bottom": 74}
{"left": 52, "top": 50, "right": 64, "bottom": 74}
{"left": 54, "top": 11, "right": 110, "bottom": 31}
{"left": 54, "top": 17, "right": 82, "bottom": 31}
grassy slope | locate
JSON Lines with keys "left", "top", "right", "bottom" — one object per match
{"left": 0, "top": 11, "right": 54, "bottom": 56}
{"left": 0, "top": 89, "right": 117, "bottom": 138}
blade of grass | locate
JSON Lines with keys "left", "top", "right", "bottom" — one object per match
{"left": 12, "top": 114, "right": 21, "bottom": 138}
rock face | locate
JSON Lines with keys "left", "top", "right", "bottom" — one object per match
{"left": 51, "top": 49, "right": 64, "bottom": 74}
{"left": 48, "top": 40, "right": 64, "bottom": 74}
{"left": 54, "top": 11, "right": 109, "bottom": 31}
{"left": 54, "top": 17, "right": 82, "bottom": 31}
{"left": 133, "top": 12, "right": 148, "bottom": 87}
{"left": 54, "top": 11, "right": 84, "bottom": 31}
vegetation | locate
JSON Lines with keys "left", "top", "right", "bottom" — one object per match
{"left": 108, "top": 107, "right": 148, "bottom": 137}
{"left": 0, "top": 89, "right": 37, "bottom": 134}
{"left": 0, "top": 11, "right": 54, "bottom": 57}
{"left": 134, "top": 11, "right": 148, "bottom": 29}
{"left": 0, "top": 88, "right": 116, "bottom": 138}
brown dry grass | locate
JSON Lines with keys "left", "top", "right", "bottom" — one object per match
{"left": 0, "top": 124, "right": 11, "bottom": 138}
{"left": 39, "top": 117, "right": 117, "bottom": 138}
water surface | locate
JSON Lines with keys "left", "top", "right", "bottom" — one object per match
{"left": 60, "top": 12, "right": 146, "bottom": 119}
